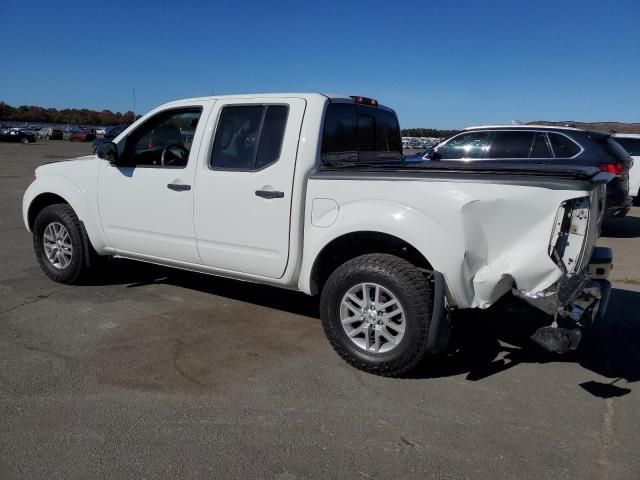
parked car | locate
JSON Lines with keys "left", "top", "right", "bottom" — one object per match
{"left": 92, "top": 124, "right": 130, "bottom": 153}
{"left": 49, "top": 128, "right": 64, "bottom": 140}
{"left": 34, "top": 127, "right": 64, "bottom": 140}
{"left": 23, "top": 93, "right": 612, "bottom": 376}
{"left": 69, "top": 129, "right": 97, "bottom": 142}
{"left": 35, "top": 127, "right": 50, "bottom": 139}
{"left": 422, "top": 125, "right": 632, "bottom": 218}
{"left": 0, "top": 129, "right": 36, "bottom": 144}
{"left": 613, "top": 134, "right": 640, "bottom": 200}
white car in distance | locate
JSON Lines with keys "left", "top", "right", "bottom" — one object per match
{"left": 614, "top": 134, "right": 640, "bottom": 200}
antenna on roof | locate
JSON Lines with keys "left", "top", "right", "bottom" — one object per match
{"left": 511, "top": 119, "right": 524, "bottom": 125}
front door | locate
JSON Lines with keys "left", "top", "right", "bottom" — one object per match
{"left": 97, "top": 105, "right": 208, "bottom": 264}
{"left": 193, "top": 97, "right": 306, "bottom": 278}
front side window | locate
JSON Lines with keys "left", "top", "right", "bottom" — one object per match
{"left": 436, "top": 131, "right": 492, "bottom": 160}
{"left": 211, "top": 105, "right": 288, "bottom": 171}
{"left": 122, "top": 109, "right": 202, "bottom": 168}
{"left": 548, "top": 133, "right": 580, "bottom": 158}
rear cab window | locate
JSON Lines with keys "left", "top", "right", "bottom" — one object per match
{"left": 321, "top": 102, "right": 402, "bottom": 165}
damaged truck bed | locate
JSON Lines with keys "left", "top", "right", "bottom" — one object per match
{"left": 307, "top": 162, "right": 613, "bottom": 353}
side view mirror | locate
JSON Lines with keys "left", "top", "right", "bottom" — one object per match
{"left": 425, "top": 148, "right": 441, "bottom": 161}
{"left": 97, "top": 142, "right": 119, "bottom": 164}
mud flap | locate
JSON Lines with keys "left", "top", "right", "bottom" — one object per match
{"left": 426, "top": 271, "right": 451, "bottom": 353}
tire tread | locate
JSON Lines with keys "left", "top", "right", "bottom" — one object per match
{"left": 320, "top": 253, "right": 432, "bottom": 377}
{"left": 33, "top": 203, "right": 88, "bottom": 284}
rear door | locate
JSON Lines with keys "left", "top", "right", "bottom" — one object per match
{"left": 193, "top": 97, "right": 306, "bottom": 278}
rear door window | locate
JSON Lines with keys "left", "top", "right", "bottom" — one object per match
{"left": 548, "top": 133, "right": 580, "bottom": 158}
{"left": 211, "top": 105, "right": 288, "bottom": 171}
{"left": 488, "top": 131, "right": 536, "bottom": 158}
{"left": 436, "top": 131, "right": 492, "bottom": 159}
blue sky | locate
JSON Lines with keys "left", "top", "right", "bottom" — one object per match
{"left": 1, "top": 0, "right": 638, "bottom": 128}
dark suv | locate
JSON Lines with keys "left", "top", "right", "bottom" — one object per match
{"left": 426, "top": 126, "right": 632, "bottom": 217}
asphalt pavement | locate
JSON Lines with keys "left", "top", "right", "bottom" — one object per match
{"left": 1, "top": 141, "right": 639, "bottom": 479}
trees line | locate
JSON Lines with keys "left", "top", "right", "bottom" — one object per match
{"left": 0, "top": 102, "right": 136, "bottom": 125}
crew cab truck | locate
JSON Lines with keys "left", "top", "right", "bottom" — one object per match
{"left": 23, "top": 93, "right": 613, "bottom": 376}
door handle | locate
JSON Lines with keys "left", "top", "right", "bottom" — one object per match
{"left": 167, "top": 183, "right": 191, "bottom": 191}
{"left": 255, "top": 190, "right": 284, "bottom": 199}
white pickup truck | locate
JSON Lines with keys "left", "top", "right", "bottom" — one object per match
{"left": 23, "top": 93, "right": 613, "bottom": 376}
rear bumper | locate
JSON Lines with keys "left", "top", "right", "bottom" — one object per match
{"left": 513, "top": 247, "right": 612, "bottom": 324}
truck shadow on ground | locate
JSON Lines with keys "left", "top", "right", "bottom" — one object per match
{"left": 413, "top": 288, "right": 640, "bottom": 398}
{"left": 91, "top": 260, "right": 639, "bottom": 398}
{"left": 90, "top": 259, "right": 320, "bottom": 318}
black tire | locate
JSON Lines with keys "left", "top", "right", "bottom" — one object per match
{"left": 320, "top": 254, "right": 433, "bottom": 377}
{"left": 32, "top": 204, "right": 90, "bottom": 284}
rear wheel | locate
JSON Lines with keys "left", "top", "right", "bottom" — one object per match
{"left": 320, "top": 254, "right": 433, "bottom": 377}
{"left": 21, "top": 137, "right": 30, "bottom": 144}
{"left": 32, "top": 204, "right": 91, "bottom": 284}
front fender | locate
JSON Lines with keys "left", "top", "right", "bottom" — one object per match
{"left": 22, "top": 175, "right": 108, "bottom": 253}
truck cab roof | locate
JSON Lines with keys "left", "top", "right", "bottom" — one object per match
{"left": 159, "top": 93, "right": 396, "bottom": 113}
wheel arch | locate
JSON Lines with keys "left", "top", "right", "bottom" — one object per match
{"left": 23, "top": 177, "right": 108, "bottom": 253}
{"left": 307, "top": 231, "right": 434, "bottom": 296}
{"left": 27, "top": 192, "right": 69, "bottom": 230}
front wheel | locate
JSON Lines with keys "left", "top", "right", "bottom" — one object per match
{"left": 32, "top": 204, "right": 91, "bottom": 284}
{"left": 320, "top": 254, "right": 433, "bottom": 377}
